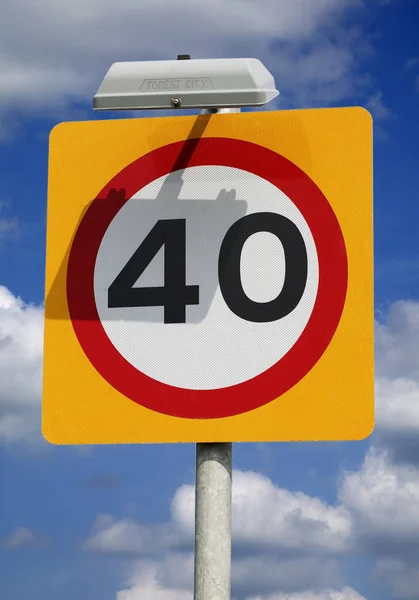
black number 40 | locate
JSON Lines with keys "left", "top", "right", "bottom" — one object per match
{"left": 108, "top": 212, "right": 307, "bottom": 324}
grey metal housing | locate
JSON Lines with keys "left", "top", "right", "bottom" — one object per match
{"left": 93, "top": 58, "right": 279, "bottom": 110}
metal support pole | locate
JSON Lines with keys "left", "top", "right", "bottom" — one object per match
{"left": 200, "top": 108, "right": 241, "bottom": 115}
{"left": 193, "top": 106, "right": 239, "bottom": 600}
{"left": 194, "top": 442, "right": 233, "bottom": 600}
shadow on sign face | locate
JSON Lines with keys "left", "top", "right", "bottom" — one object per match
{"left": 45, "top": 112, "right": 248, "bottom": 325}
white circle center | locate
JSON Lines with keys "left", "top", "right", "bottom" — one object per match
{"left": 94, "top": 165, "right": 319, "bottom": 390}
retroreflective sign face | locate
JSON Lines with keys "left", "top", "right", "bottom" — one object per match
{"left": 43, "top": 107, "right": 374, "bottom": 444}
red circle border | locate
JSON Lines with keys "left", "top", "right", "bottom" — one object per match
{"left": 67, "top": 137, "right": 348, "bottom": 419}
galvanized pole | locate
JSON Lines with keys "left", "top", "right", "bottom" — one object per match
{"left": 193, "top": 106, "right": 239, "bottom": 600}
{"left": 194, "top": 441, "right": 233, "bottom": 600}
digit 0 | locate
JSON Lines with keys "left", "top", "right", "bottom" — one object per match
{"left": 218, "top": 212, "right": 308, "bottom": 322}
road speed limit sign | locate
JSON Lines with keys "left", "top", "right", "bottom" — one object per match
{"left": 43, "top": 107, "right": 374, "bottom": 444}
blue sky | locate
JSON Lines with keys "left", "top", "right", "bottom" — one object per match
{"left": 1, "top": 1, "right": 419, "bottom": 599}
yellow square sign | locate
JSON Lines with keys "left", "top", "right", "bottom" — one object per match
{"left": 43, "top": 107, "right": 374, "bottom": 444}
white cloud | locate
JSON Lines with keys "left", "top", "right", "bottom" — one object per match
{"left": 84, "top": 470, "right": 351, "bottom": 558}
{"left": 2, "top": 526, "right": 35, "bottom": 548}
{"left": 81, "top": 514, "right": 169, "bottom": 556}
{"left": 337, "top": 446, "right": 419, "bottom": 593}
{"left": 341, "top": 300, "right": 419, "bottom": 554}
{"left": 404, "top": 54, "right": 419, "bottom": 94}
{"left": 374, "top": 301, "right": 419, "bottom": 462}
{"left": 365, "top": 90, "right": 391, "bottom": 121}
{"left": 376, "top": 377, "right": 419, "bottom": 431}
{"left": 110, "top": 449, "right": 419, "bottom": 598}
{"left": 0, "top": 286, "right": 44, "bottom": 445}
{"left": 116, "top": 556, "right": 364, "bottom": 600}
{"left": 375, "top": 300, "right": 419, "bottom": 381}
{"left": 117, "top": 561, "right": 191, "bottom": 600}
{"left": 232, "top": 557, "right": 344, "bottom": 598}
{"left": 0, "top": 217, "right": 19, "bottom": 242}
{"left": 340, "top": 449, "right": 419, "bottom": 548}
{"left": 0, "top": 0, "right": 390, "bottom": 134}
{"left": 0, "top": 202, "right": 19, "bottom": 243}
{"left": 2, "top": 526, "right": 50, "bottom": 549}
{"left": 374, "top": 558, "right": 419, "bottom": 599}
{"left": 248, "top": 589, "right": 366, "bottom": 600}
{"left": 116, "top": 554, "right": 365, "bottom": 600}
{"left": 84, "top": 470, "right": 353, "bottom": 597}
{"left": 404, "top": 57, "right": 419, "bottom": 71}
{"left": 334, "top": 300, "right": 419, "bottom": 597}
{"left": 231, "top": 471, "right": 350, "bottom": 554}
